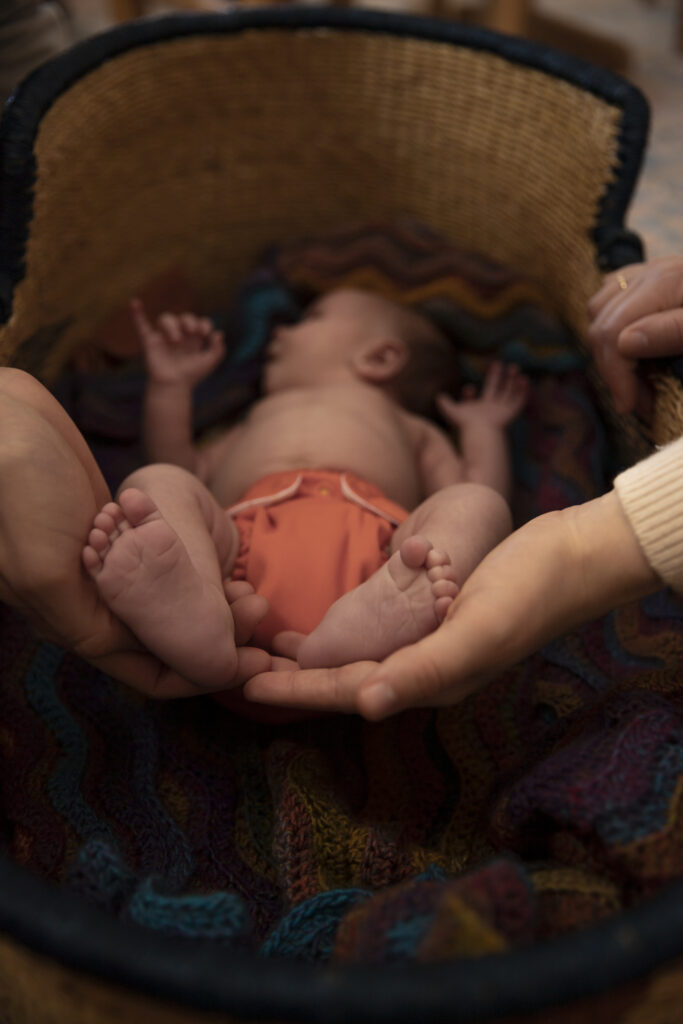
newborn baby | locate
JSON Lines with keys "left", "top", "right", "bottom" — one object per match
{"left": 82, "top": 288, "right": 528, "bottom": 691}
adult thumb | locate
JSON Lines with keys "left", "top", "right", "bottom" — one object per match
{"left": 619, "top": 308, "right": 683, "bottom": 359}
{"left": 356, "top": 618, "right": 492, "bottom": 720}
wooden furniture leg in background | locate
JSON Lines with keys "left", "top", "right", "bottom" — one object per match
{"left": 110, "top": 0, "right": 143, "bottom": 19}
{"left": 472, "top": 0, "right": 631, "bottom": 74}
{"left": 481, "top": 0, "right": 530, "bottom": 34}
{"left": 108, "top": 0, "right": 631, "bottom": 73}
{"left": 109, "top": 0, "right": 226, "bottom": 20}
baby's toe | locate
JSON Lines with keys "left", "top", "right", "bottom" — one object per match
{"left": 93, "top": 511, "right": 120, "bottom": 540}
{"left": 425, "top": 547, "right": 451, "bottom": 571}
{"left": 435, "top": 595, "right": 455, "bottom": 622}
{"left": 82, "top": 543, "right": 103, "bottom": 575}
{"left": 95, "top": 502, "right": 129, "bottom": 538}
{"left": 432, "top": 578, "right": 459, "bottom": 600}
{"left": 399, "top": 535, "right": 433, "bottom": 570}
{"left": 100, "top": 501, "right": 123, "bottom": 519}
{"left": 223, "top": 579, "right": 256, "bottom": 602}
{"left": 117, "top": 488, "right": 160, "bottom": 526}
{"left": 427, "top": 563, "right": 457, "bottom": 583}
{"left": 87, "top": 526, "right": 111, "bottom": 555}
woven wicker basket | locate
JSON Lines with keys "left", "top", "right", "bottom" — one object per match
{"left": 1, "top": 8, "right": 682, "bottom": 1023}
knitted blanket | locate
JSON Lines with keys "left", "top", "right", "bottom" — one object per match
{"left": 1, "top": 222, "right": 682, "bottom": 962}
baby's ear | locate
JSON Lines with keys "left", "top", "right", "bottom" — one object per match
{"left": 352, "top": 337, "right": 409, "bottom": 383}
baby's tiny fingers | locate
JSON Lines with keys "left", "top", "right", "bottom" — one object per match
{"left": 158, "top": 313, "right": 182, "bottom": 343}
{"left": 180, "top": 313, "right": 200, "bottom": 334}
{"left": 436, "top": 392, "right": 460, "bottom": 417}
{"left": 483, "top": 360, "right": 504, "bottom": 395}
{"left": 129, "top": 298, "right": 155, "bottom": 341}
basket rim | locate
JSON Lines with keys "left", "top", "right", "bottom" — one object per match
{"left": 0, "top": 4, "right": 649, "bottom": 327}
{"left": 1, "top": 850, "right": 683, "bottom": 1021}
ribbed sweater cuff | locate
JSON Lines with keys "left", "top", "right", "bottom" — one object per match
{"left": 613, "top": 436, "right": 683, "bottom": 594}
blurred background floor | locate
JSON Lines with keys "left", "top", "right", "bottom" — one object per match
{"left": 538, "top": 0, "right": 683, "bottom": 260}
{"left": 19, "top": 1, "right": 683, "bottom": 259}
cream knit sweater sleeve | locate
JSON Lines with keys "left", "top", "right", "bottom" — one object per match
{"left": 613, "top": 435, "right": 683, "bottom": 594}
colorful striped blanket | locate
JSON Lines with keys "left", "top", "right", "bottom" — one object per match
{"left": 1, "top": 222, "right": 682, "bottom": 961}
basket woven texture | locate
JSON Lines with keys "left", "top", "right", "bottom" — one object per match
{"left": 0, "top": 10, "right": 682, "bottom": 1024}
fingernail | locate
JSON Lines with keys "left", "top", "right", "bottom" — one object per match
{"left": 361, "top": 682, "right": 396, "bottom": 718}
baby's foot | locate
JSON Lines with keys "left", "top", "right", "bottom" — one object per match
{"left": 82, "top": 488, "right": 237, "bottom": 688}
{"left": 297, "top": 536, "right": 458, "bottom": 669}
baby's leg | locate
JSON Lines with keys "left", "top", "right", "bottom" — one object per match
{"left": 82, "top": 464, "right": 243, "bottom": 689}
{"left": 297, "top": 483, "right": 511, "bottom": 669}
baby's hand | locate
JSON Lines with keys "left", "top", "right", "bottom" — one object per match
{"left": 436, "top": 361, "right": 529, "bottom": 430}
{"left": 130, "top": 298, "right": 225, "bottom": 387}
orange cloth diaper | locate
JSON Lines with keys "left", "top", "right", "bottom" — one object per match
{"left": 227, "top": 469, "right": 409, "bottom": 649}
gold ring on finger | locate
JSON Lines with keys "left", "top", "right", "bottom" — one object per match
{"left": 617, "top": 272, "right": 628, "bottom": 291}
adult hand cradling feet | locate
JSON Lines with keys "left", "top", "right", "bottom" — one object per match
{"left": 0, "top": 367, "right": 272, "bottom": 699}
{"left": 243, "top": 491, "right": 661, "bottom": 717}
{"left": 244, "top": 261, "right": 683, "bottom": 719}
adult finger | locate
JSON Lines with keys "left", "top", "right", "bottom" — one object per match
{"left": 233, "top": 645, "right": 272, "bottom": 683}
{"left": 587, "top": 262, "right": 643, "bottom": 318}
{"left": 90, "top": 648, "right": 212, "bottom": 698}
{"left": 271, "top": 655, "right": 300, "bottom": 672}
{"left": 355, "top": 573, "right": 537, "bottom": 720}
{"left": 587, "top": 275, "right": 649, "bottom": 346}
{"left": 618, "top": 308, "right": 683, "bottom": 359}
{"left": 595, "top": 342, "right": 639, "bottom": 415}
{"left": 243, "top": 660, "right": 379, "bottom": 712}
{"left": 589, "top": 260, "right": 651, "bottom": 315}
{"left": 587, "top": 277, "right": 618, "bottom": 318}
{"left": 589, "top": 260, "right": 683, "bottom": 348}
{"left": 91, "top": 643, "right": 271, "bottom": 700}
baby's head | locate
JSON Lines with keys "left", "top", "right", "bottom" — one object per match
{"left": 263, "top": 288, "right": 457, "bottom": 414}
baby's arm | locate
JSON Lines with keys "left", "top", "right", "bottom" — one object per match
{"left": 436, "top": 362, "right": 529, "bottom": 501}
{"left": 131, "top": 299, "right": 225, "bottom": 470}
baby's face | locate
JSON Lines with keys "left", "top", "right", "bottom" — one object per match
{"left": 262, "top": 288, "right": 408, "bottom": 393}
